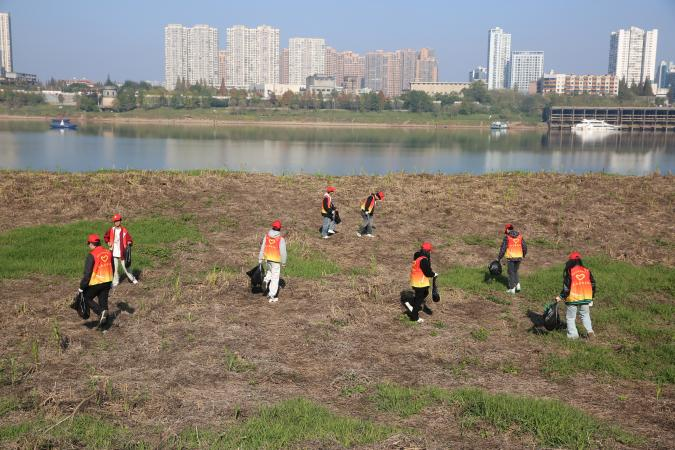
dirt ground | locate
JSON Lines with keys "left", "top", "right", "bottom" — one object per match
{"left": 0, "top": 171, "right": 673, "bottom": 448}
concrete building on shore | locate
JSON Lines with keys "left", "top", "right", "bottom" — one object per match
{"left": 410, "top": 81, "right": 471, "bottom": 96}
{"left": 609, "top": 26, "right": 658, "bottom": 86}
{"left": 539, "top": 72, "right": 619, "bottom": 96}
{"left": 0, "top": 12, "right": 12, "bottom": 74}
{"left": 164, "top": 23, "right": 219, "bottom": 89}
{"left": 487, "top": 27, "right": 511, "bottom": 90}
{"left": 509, "top": 51, "right": 544, "bottom": 93}
{"left": 288, "top": 37, "right": 325, "bottom": 85}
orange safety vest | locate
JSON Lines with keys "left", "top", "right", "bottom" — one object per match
{"left": 410, "top": 256, "right": 431, "bottom": 288}
{"left": 361, "top": 195, "right": 375, "bottom": 214}
{"left": 322, "top": 194, "right": 332, "bottom": 215}
{"left": 263, "top": 235, "right": 282, "bottom": 263}
{"left": 567, "top": 265, "right": 593, "bottom": 303}
{"left": 505, "top": 235, "right": 523, "bottom": 259}
{"left": 89, "top": 246, "right": 113, "bottom": 286}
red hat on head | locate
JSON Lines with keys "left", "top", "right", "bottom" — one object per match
{"left": 504, "top": 223, "right": 513, "bottom": 234}
{"left": 112, "top": 213, "right": 122, "bottom": 222}
{"left": 421, "top": 242, "right": 433, "bottom": 252}
{"left": 326, "top": 186, "right": 336, "bottom": 192}
{"left": 87, "top": 233, "right": 101, "bottom": 244}
{"left": 568, "top": 251, "right": 582, "bottom": 260}
{"left": 271, "top": 220, "right": 282, "bottom": 229}
{"left": 377, "top": 191, "right": 384, "bottom": 200}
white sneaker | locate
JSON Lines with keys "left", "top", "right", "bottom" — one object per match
{"left": 268, "top": 297, "right": 278, "bottom": 303}
{"left": 132, "top": 279, "right": 138, "bottom": 285}
{"left": 507, "top": 288, "right": 516, "bottom": 294}
{"left": 328, "top": 230, "right": 336, "bottom": 235}
{"left": 356, "top": 232, "right": 362, "bottom": 237}
{"left": 516, "top": 283, "right": 521, "bottom": 292}
{"left": 366, "top": 234, "right": 374, "bottom": 238}
{"left": 112, "top": 282, "right": 119, "bottom": 288}
{"left": 322, "top": 235, "right": 330, "bottom": 239}
{"left": 416, "top": 318, "right": 425, "bottom": 323}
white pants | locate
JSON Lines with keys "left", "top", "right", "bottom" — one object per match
{"left": 566, "top": 304, "right": 593, "bottom": 339}
{"left": 113, "top": 257, "right": 135, "bottom": 286}
{"left": 263, "top": 261, "right": 281, "bottom": 299}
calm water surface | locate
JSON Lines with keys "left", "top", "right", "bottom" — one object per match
{"left": 0, "top": 121, "right": 673, "bottom": 174}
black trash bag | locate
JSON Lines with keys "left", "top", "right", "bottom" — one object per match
{"left": 246, "top": 264, "right": 264, "bottom": 294}
{"left": 488, "top": 259, "right": 502, "bottom": 276}
{"left": 125, "top": 245, "right": 132, "bottom": 269}
{"left": 334, "top": 210, "right": 341, "bottom": 224}
{"left": 543, "top": 302, "right": 560, "bottom": 331}
{"left": 432, "top": 276, "right": 440, "bottom": 302}
{"left": 71, "top": 291, "right": 90, "bottom": 319}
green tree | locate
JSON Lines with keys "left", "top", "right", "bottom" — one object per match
{"left": 669, "top": 86, "right": 675, "bottom": 103}
{"left": 402, "top": 90, "right": 433, "bottom": 112}
{"left": 641, "top": 77, "right": 654, "bottom": 96}
{"left": 77, "top": 93, "right": 98, "bottom": 111}
{"left": 617, "top": 79, "right": 634, "bottom": 101}
{"left": 462, "top": 81, "right": 490, "bottom": 104}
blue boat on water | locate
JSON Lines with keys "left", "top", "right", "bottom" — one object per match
{"left": 50, "top": 118, "right": 78, "bottom": 130}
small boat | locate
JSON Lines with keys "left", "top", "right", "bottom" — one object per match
{"left": 50, "top": 118, "right": 77, "bottom": 130}
{"left": 490, "top": 121, "right": 508, "bottom": 130}
{"left": 572, "top": 119, "right": 619, "bottom": 132}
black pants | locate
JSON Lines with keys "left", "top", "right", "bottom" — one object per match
{"left": 408, "top": 287, "right": 429, "bottom": 321}
{"left": 84, "top": 282, "right": 111, "bottom": 315}
{"left": 507, "top": 260, "right": 521, "bottom": 289}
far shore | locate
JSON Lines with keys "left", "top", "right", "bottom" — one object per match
{"left": 0, "top": 113, "right": 547, "bottom": 131}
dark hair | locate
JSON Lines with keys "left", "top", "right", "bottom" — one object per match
{"left": 272, "top": 226, "right": 281, "bottom": 231}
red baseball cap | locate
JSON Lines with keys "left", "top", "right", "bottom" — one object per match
{"left": 271, "top": 220, "right": 282, "bottom": 229}
{"left": 377, "top": 191, "right": 384, "bottom": 200}
{"left": 568, "top": 251, "right": 582, "bottom": 260}
{"left": 87, "top": 233, "right": 101, "bottom": 244}
{"left": 421, "top": 242, "right": 433, "bottom": 252}
{"left": 112, "top": 213, "right": 122, "bottom": 222}
{"left": 326, "top": 186, "right": 336, "bottom": 192}
{"left": 504, "top": 223, "right": 513, "bottom": 233}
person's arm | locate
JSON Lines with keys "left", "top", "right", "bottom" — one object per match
{"left": 280, "top": 237, "right": 287, "bottom": 265}
{"left": 420, "top": 257, "right": 436, "bottom": 278}
{"left": 258, "top": 235, "right": 265, "bottom": 263}
{"left": 521, "top": 237, "right": 527, "bottom": 257}
{"left": 497, "top": 236, "right": 507, "bottom": 260}
{"left": 103, "top": 228, "right": 111, "bottom": 246}
{"left": 79, "top": 254, "right": 94, "bottom": 291}
{"left": 322, "top": 196, "right": 330, "bottom": 214}
{"left": 590, "top": 271, "right": 596, "bottom": 297}
{"left": 559, "top": 267, "right": 571, "bottom": 300}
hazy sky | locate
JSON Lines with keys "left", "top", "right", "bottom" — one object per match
{"left": 3, "top": 0, "right": 675, "bottom": 83}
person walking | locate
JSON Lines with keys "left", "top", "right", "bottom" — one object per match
{"left": 498, "top": 223, "right": 527, "bottom": 294}
{"left": 258, "top": 220, "right": 287, "bottom": 303}
{"left": 77, "top": 234, "right": 114, "bottom": 327}
{"left": 406, "top": 242, "right": 438, "bottom": 323}
{"left": 556, "top": 252, "right": 596, "bottom": 339}
{"left": 321, "top": 186, "right": 338, "bottom": 239}
{"left": 357, "top": 191, "right": 384, "bottom": 237}
{"left": 104, "top": 214, "right": 138, "bottom": 287}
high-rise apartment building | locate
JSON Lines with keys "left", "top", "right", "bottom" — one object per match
{"left": 657, "top": 60, "right": 674, "bottom": 90}
{"left": 338, "top": 51, "right": 365, "bottom": 88}
{"left": 509, "top": 51, "right": 544, "bottom": 93}
{"left": 325, "top": 46, "right": 338, "bottom": 79}
{"left": 365, "top": 51, "right": 386, "bottom": 93}
{"left": 218, "top": 50, "right": 228, "bottom": 85}
{"left": 225, "top": 25, "right": 279, "bottom": 88}
{"left": 288, "top": 37, "right": 325, "bottom": 85}
{"left": 164, "top": 24, "right": 219, "bottom": 89}
{"left": 469, "top": 66, "right": 488, "bottom": 83}
{"left": 608, "top": 26, "right": 658, "bottom": 86}
{"left": 398, "top": 49, "right": 417, "bottom": 91}
{"left": 415, "top": 48, "right": 438, "bottom": 83}
{"left": 365, "top": 51, "right": 402, "bottom": 98}
{"left": 487, "top": 27, "right": 511, "bottom": 90}
{"left": 280, "top": 48, "right": 289, "bottom": 84}
{"left": 0, "top": 12, "right": 12, "bottom": 73}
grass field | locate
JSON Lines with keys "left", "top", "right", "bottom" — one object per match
{"left": 0, "top": 171, "right": 672, "bottom": 448}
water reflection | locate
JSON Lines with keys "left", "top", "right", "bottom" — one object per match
{"left": 0, "top": 121, "right": 673, "bottom": 174}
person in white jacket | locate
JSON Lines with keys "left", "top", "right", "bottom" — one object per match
{"left": 258, "top": 220, "right": 287, "bottom": 303}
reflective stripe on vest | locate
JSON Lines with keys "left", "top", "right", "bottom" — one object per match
{"left": 568, "top": 266, "right": 593, "bottom": 303}
{"left": 361, "top": 195, "right": 375, "bottom": 214}
{"left": 264, "top": 235, "right": 282, "bottom": 263}
{"left": 410, "top": 256, "right": 430, "bottom": 288}
{"left": 505, "top": 235, "right": 523, "bottom": 259}
{"left": 89, "top": 246, "right": 113, "bottom": 286}
{"left": 322, "top": 194, "right": 332, "bottom": 215}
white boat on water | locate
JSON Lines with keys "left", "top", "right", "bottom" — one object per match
{"left": 491, "top": 121, "right": 508, "bottom": 130}
{"left": 573, "top": 119, "right": 620, "bottom": 132}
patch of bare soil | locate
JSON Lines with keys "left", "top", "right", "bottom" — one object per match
{"left": 0, "top": 172, "right": 673, "bottom": 448}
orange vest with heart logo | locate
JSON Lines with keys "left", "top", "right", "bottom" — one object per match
{"left": 89, "top": 246, "right": 113, "bottom": 286}
{"left": 568, "top": 265, "right": 593, "bottom": 303}
{"left": 264, "top": 235, "right": 281, "bottom": 263}
{"left": 410, "top": 256, "right": 431, "bottom": 288}
{"left": 505, "top": 235, "right": 523, "bottom": 259}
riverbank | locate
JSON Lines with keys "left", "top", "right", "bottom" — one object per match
{"left": 0, "top": 105, "right": 547, "bottom": 130}
{"left": 0, "top": 171, "right": 672, "bottom": 448}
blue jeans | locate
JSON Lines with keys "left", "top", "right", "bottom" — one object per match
{"left": 566, "top": 304, "right": 593, "bottom": 339}
{"left": 321, "top": 216, "right": 335, "bottom": 237}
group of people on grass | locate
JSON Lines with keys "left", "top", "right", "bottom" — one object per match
{"left": 76, "top": 187, "right": 596, "bottom": 339}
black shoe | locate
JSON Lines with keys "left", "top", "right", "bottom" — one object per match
{"left": 422, "top": 305, "right": 433, "bottom": 315}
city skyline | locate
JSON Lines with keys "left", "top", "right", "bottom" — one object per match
{"left": 3, "top": 0, "right": 674, "bottom": 84}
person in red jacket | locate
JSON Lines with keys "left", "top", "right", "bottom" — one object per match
{"left": 556, "top": 251, "right": 596, "bottom": 339}
{"left": 104, "top": 213, "right": 138, "bottom": 287}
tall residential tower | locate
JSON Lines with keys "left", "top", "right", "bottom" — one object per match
{"left": 509, "top": 51, "right": 544, "bottom": 93}
{"left": 608, "top": 26, "right": 658, "bottom": 86}
{"left": 288, "top": 37, "right": 325, "bottom": 85}
{"left": 225, "top": 25, "right": 280, "bottom": 88}
{"left": 0, "top": 12, "right": 13, "bottom": 73}
{"left": 487, "top": 27, "right": 511, "bottom": 90}
{"left": 164, "top": 24, "right": 219, "bottom": 89}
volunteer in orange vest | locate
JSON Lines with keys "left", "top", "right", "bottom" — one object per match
{"left": 406, "top": 242, "right": 438, "bottom": 323}
{"left": 357, "top": 191, "right": 384, "bottom": 237}
{"left": 258, "top": 220, "right": 287, "bottom": 303}
{"left": 104, "top": 214, "right": 138, "bottom": 287}
{"left": 321, "top": 186, "right": 337, "bottom": 239}
{"left": 556, "top": 252, "right": 596, "bottom": 339}
{"left": 77, "top": 234, "right": 114, "bottom": 327}
{"left": 498, "top": 223, "right": 527, "bottom": 294}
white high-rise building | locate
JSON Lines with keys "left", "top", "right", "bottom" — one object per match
{"left": 0, "top": 12, "right": 13, "bottom": 73}
{"left": 398, "top": 49, "right": 417, "bottom": 91}
{"left": 164, "top": 24, "right": 219, "bottom": 90}
{"left": 226, "top": 25, "right": 279, "bottom": 88}
{"left": 487, "top": 27, "right": 511, "bottom": 90}
{"left": 509, "top": 51, "right": 544, "bottom": 93}
{"left": 288, "top": 37, "right": 325, "bottom": 85}
{"left": 609, "top": 26, "right": 658, "bottom": 86}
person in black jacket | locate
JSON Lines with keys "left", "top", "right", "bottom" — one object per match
{"left": 357, "top": 191, "right": 384, "bottom": 237}
{"left": 498, "top": 224, "right": 527, "bottom": 294}
{"left": 75, "top": 234, "right": 114, "bottom": 327}
{"left": 321, "top": 186, "right": 337, "bottom": 239}
{"left": 405, "top": 242, "right": 438, "bottom": 322}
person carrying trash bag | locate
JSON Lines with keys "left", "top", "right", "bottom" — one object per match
{"left": 321, "top": 186, "right": 338, "bottom": 239}
{"left": 258, "top": 220, "right": 287, "bottom": 303}
{"left": 104, "top": 213, "right": 138, "bottom": 287}
{"left": 405, "top": 242, "right": 439, "bottom": 323}
{"left": 73, "top": 234, "right": 114, "bottom": 328}
{"left": 357, "top": 191, "right": 384, "bottom": 237}
{"left": 556, "top": 251, "right": 596, "bottom": 339}
{"left": 498, "top": 223, "right": 527, "bottom": 294}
